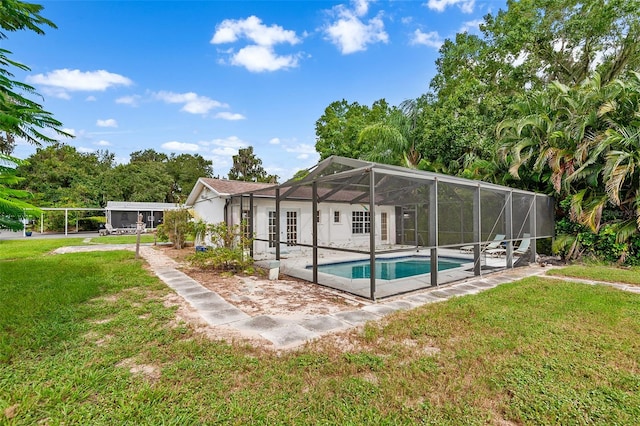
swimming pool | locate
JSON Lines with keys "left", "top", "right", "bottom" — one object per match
{"left": 309, "top": 256, "right": 465, "bottom": 280}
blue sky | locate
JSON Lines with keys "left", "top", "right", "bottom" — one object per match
{"left": 7, "top": 0, "right": 504, "bottom": 181}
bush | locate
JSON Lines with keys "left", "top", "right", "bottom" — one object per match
{"left": 186, "top": 221, "right": 253, "bottom": 272}
{"left": 161, "top": 208, "right": 194, "bottom": 249}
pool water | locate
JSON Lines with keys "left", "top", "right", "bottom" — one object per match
{"left": 311, "top": 256, "right": 464, "bottom": 280}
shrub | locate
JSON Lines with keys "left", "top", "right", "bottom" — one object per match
{"left": 186, "top": 221, "right": 253, "bottom": 272}
{"left": 161, "top": 208, "right": 194, "bottom": 249}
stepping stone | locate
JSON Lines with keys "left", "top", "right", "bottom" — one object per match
{"left": 261, "top": 324, "right": 319, "bottom": 348}
{"left": 332, "top": 310, "right": 381, "bottom": 325}
{"left": 300, "top": 315, "right": 349, "bottom": 333}
{"left": 235, "top": 315, "right": 287, "bottom": 333}
{"left": 383, "top": 300, "right": 419, "bottom": 311}
{"left": 199, "top": 308, "right": 250, "bottom": 326}
{"left": 362, "top": 304, "right": 398, "bottom": 316}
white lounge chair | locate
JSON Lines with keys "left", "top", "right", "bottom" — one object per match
{"left": 459, "top": 234, "right": 505, "bottom": 254}
{"left": 100, "top": 223, "right": 122, "bottom": 235}
{"left": 487, "top": 234, "right": 530, "bottom": 257}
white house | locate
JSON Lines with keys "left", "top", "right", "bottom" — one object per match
{"left": 184, "top": 156, "right": 555, "bottom": 300}
{"left": 185, "top": 177, "right": 397, "bottom": 256}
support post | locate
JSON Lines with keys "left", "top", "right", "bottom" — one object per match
{"left": 429, "top": 179, "right": 438, "bottom": 287}
{"left": 312, "top": 182, "right": 318, "bottom": 284}
{"left": 473, "top": 186, "right": 481, "bottom": 276}
{"left": 530, "top": 195, "right": 537, "bottom": 262}
{"left": 505, "top": 191, "right": 513, "bottom": 268}
{"left": 249, "top": 194, "right": 254, "bottom": 258}
{"left": 275, "top": 188, "right": 281, "bottom": 260}
{"left": 369, "top": 170, "right": 376, "bottom": 301}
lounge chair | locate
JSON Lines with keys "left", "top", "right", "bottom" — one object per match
{"left": 487, "top": 234, "right": 530, "bottom": 257}
{"left": 459, "top": 234, "right": 505, "bottom": 254}
{"left": 100, "top": 223, "right": 121, "bottom": 235}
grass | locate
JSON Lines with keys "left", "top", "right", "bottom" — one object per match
{"left": 92, "top": 234, "right": 158, "bottom": 245}
{"left": 1, "top": 238, "right": 640, "bottom": 424}
{"left": 547, "top": 264, "right": 640, "bottom": 285}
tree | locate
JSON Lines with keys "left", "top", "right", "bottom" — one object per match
{"left": 0, "top": 154, "right": 38, "bottom": 230}
{"left": 357, "top": 98, "right": 428, "bottom": 168}
{"left": 103, "top": 161, "right": 174, "bottom": 203}
{"left": 228, "top": 146, "right": 277, "bottom": 183}
{"left": 498, "top": 72, "right": 640, "bottom": 260}
{"left": 130, "top": 149, "right": 168, "bottom": 163}
{"left": 314, "top": 99, "right": 392, "bottom": 161}
{"left": 166, "top": 153, "right": 213, "bottom": 201}
{"left": 17, "top": 143, "right": 111, "bottom": 207}
{"left": 0, "top": 1, "right": 71, "bottom": 229}
{"left": 419, "top": 0, "right": 640, "bottom": 178}
{"left": 0, "top": 1, "right": 72, "bottom": 151}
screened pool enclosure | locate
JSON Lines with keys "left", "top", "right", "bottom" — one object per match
{"left": 229, "top": 156, "right": 554, "bottom": 301}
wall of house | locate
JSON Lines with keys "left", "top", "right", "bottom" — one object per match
{"left": 190, "top": 187, "right": 226, "bottom": 225}
{"left": 228, "top": 199, "right": 396, "bottom": 255}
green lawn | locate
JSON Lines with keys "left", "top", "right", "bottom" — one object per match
{"left": 547, "top": 264, "right": 640, "bottom": 285}
{"left": 1, "top": 238, "right": 639, "bottom": 424}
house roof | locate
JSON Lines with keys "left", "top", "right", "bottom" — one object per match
{"left": 106, "top": 201, "right": 181, "bottom": 211}
{"left": 200, "top": 178, "right": 275, "bottom": 195}
{"left": 185, "top": 178, "right": 276, "bottom": 206}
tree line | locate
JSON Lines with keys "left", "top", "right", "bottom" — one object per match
{"left": 3, "top": 0, "right": 640, "bottom": 264}
{"left": 314, "top": 0, "right": 640, "bottom": 263}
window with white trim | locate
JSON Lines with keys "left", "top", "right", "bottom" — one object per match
{"left": 334, "top": 211, "right": 341, "bottom": 223}
{"left": 352, "top": 211, "right": 370, "bottom": 234}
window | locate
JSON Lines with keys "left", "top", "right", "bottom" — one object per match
{"left": 286, "top": 211, "right": 297, "bottom": 246}
{"left": 333, "top": 211, "right": 341, "bottom": 223}
{"left": 381, "top": 212, "right": 388, "bottom": 241}
{"left": 268, "top": 211, "right": 277, "bottom": 248}
{"left": 242, "top": 210, "right": 250, "bottom": 240}
{"left": 316, "top": 210, "right": 321, "bottom": 223}
{"left": 352, "top": 211, "right": 370, "bottom": 234}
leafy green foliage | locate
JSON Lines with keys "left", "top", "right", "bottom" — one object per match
{"left": 0, "top": 154, "right": 39, "bottom": 230}
{"left": 228, "top": 146, "right": 277, "bottom": 183}
{"left": 314, "top": 99, "right": 392, "bottom": 161}
{"left": 187, "top": 221, "right": 253, "bottom": 272}
{"left": 158, "top": 208, "right": 193, "bottom": 249}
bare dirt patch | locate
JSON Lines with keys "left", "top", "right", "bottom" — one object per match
{"left": 154, "top": 245, "right": 367, "bottom": 320}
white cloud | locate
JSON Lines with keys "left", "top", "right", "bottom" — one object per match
{"left": 26, "top": 69, "right": 132, "bottom": 92}
{"left": 211, "top": 15, "right": 302, "bottom": 72}
{"left": 62, "top": 128, "right": 76, "bottom": 137}
{"left": 285, "top": 143, "right": 318, "bottom": 160}
{"left": 324, "top": 3, "right": 388, "bottom": 54}
{"left": 230, "top": 45, "right": 300, "bottom": 72}
{"left": 161, "top": 141, "right": 200, "bottom": 152}
{"left": 86, "top": 95, "right": 97, "bottom": 102}
{"left": 426, "top": 0, "right": 475, "bottom": 13}
{"left": 116, "top": 95, "right": 141, "bottom": 106}
{"left": 209, "top": 136, "right": 247, "bottom": 149}
{"left": 154, "top": 91, "right": 226, "bottom": 115}
{"left": 95, "top": 140, "right": 111, "bottom": 146}
{"left": 459, "top": 19, "right": 483, "bottom": 34}
{"left": 199, "top": 136, "right": 248, "bottom": 158}
{"left": 212, "top": 15, "right": 300, "bottom": 47}
{"left": 77, "top": 146, "right": 95, "bottom": 153}
{"left": 410, "top": 29, "right": 443, "bottom": 49}
{"left": 212, "top": 146, "right": 238, "bottom": 156}
{"left": 96, "top": 118, "right": 118, "bottom": 128}
{"left": 215, "top": 111, "right": 246, "bottom": 120}
{"left": 269, "top": 137, "right": 281, "bottom": 145}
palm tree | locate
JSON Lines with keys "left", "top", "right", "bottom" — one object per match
{"left": 357, "top": 98, "right": 424, "bottom": 168}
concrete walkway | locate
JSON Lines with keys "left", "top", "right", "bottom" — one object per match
{"left": 54, "top": 244, "right": 640, "bottom": 350}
